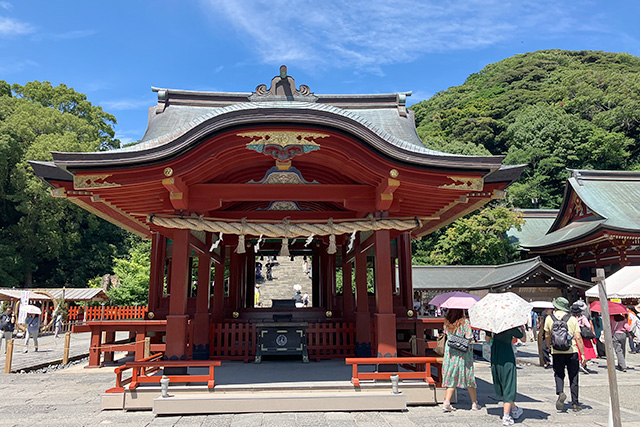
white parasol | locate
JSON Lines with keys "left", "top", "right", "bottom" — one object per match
{"left": 469, "top": 292, "right": 532, "bottom": 333}
{"left": 23, "top": 304, "right": 42, "bottom": 315}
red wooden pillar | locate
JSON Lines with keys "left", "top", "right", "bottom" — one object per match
{"left": 354, "top": 250, "right": 372, "bottom": 357}
{"left": 342, "top": 244, "right": 355, "bottom": 323}
{"left": 397, "top": 232, "right": 413, "bottom": 314}
{"left": 211, "top": 245, "right": 226, "bottom": 323}
{"left": 374, "top": 229, "right": 397, "bottom": 357}
{"left": 87, "top": 327, "right": 102, "bottom": 368}
{"left": 193, "top": 241, "right": 211, "bottom": 360}
{"left": 103, "top": 331, "right": 116, "bottom": 363}
{"left": 166, "top": 229, "right": 190, "bottom": 366}
{"left": 148, "top": 232, "right": 165, "bottom": 316}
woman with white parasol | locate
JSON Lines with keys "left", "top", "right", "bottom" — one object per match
{"left": 23, "top": 305, "right": 41, "bottom": 353}
{"left": 470, "top": 293, "right": 532, "bottom": 426}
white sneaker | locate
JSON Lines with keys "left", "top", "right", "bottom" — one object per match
{"left": 511, "top": 405, "right": 523, "bottom": 419}
{"left": 503, "top": 414, "right": 514, "bottom": 426}
{"left": 472, "top": 401, "right": 482, "bottom": 410}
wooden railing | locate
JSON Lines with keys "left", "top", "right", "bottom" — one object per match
{"left": 68, "top": 305, "right": 148, "bottom": 322}
{"left": 210, "top": 322, "right": 357, "bottom": 362}
{"left": 345, "top": 356, "right": 443, "bottom": 386}
{"left": 106, "top": 352, "right": 164, "bottom": 393}
{"left": 106, "top": 357, "right": 221, "bottom": 393}
{"left": 307, "top": 322, "right": 355, "bottom": 361}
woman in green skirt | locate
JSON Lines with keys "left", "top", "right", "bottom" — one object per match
{"left": 489, "top": 326, "right": 526, "bottom": 426}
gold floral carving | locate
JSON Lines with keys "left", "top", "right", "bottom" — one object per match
{"left": 438, "top": 176, "right": 484, "bottom": 191}
{"left": 238, "top": 131, "right": 328, "bottom": 148}
{"left": 268, "top": 201, "right": 300, "bottom": 211}
{"left": 263, "top": 172, "right": 304, "bottom": 184}
{"left": 73, "top": 174, "right": 120, "bottom": 189}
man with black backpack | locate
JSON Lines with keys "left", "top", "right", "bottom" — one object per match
{"left": 544, "top": 297, "right": 586, "bottom": 413}
{"left": 0, "top": 307, "right": 15, "bottom": 354}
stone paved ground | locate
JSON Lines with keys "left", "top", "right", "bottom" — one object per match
{"left": 1, "top": 341, "right": 639, "bottom": 426}
{"left": 0, "top": 331, "right": 129, "bottom": 372}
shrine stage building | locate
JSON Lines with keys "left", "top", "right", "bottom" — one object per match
{"left": 31, "top": 67, "right": 524, "bottom": 367}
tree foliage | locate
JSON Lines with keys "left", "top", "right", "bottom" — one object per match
{"left": 0, "top": 81, "right": 128, "bottom": 288}
{"left": 106, "top": 237, "right": 151, "bottom": 306}
{"left": 413, "top": 207, "right": 524, "bottom": 266}
{"left": 411, "top": 50, "right": 640, "bottom": 208}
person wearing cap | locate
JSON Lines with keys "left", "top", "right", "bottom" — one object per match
{"left": 544, "top": 297, "right": 586, "bottom": 412}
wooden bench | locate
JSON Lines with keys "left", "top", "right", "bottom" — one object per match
{"left": 345, "top": 357, "right": 443, "bottom": 387}
{"left": 106, "top": 357, "right": 221, "bottom": 393}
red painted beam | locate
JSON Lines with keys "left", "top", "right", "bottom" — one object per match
{"left": 189, "top": 183, "right": 374, "bottom": 211}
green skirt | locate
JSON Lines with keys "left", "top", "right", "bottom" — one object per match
{"left": 491, "top": 361, "right": 517, "bottom": 402}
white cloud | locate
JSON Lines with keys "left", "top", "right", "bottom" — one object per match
{"left": 0, "top": 2, "right": 12, "bottom": 10}
{"left": 201, "top": 0, "right": 588, "bottom": 73}
{"left": 0, "top": 16, "right": 34, "bottom": 36}
{"left": 101, "top": 99, "right": 152, "bottom": 111}
{"left": 0, "top": 58, "right": 38, "bottom": 74}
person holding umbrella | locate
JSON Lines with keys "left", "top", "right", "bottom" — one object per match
{"left": 469, "top": 292, "right": 532, "bottom": 425}
{"left": 24, "top": 312, "right": 41, "bottom": 353}
{"left": 544, "top": 297, "right": 586, "bottom": 412}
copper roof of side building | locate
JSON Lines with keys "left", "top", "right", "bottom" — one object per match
{"left": 523, "top": 169, "right": 640, "bottom": 250}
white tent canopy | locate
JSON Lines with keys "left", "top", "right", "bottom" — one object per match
{"left": 585, "top": 266, "right": 640, "bottom": 299}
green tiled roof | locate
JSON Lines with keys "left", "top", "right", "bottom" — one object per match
{"left": 523, "top": 170, "right": 640, "bottom": 250}
{"left": 410, "top": 257, "right": 590, "bottom": 291}
{"left": 507, "top": 209, "right": 558, "bottom": 248}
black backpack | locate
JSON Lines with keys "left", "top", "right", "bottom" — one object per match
{"left": 550, "top": 313, "right": 573, "bottom": 351}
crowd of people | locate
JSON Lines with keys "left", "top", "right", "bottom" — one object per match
{"left": 439, "top": 296, "right": 639, "bottom": 425}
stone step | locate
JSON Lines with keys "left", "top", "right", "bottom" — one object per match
{"left": 152, "top": 391, "right": 406, "bottom": 415}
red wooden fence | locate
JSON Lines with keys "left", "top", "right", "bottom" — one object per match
{"left": 210, "top": 322, "right": 256, "bottom": 362}
{"left": 209, "top": 322, "right": 356, "bottom": 362}
{"left": 67, "top": 305, "right": 148, "bottom": 321}
{"left": 307, "top": 322, "right": 355, "bottom": 361}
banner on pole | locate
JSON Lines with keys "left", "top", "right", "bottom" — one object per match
{"left": 18, "top": 290, "right": 30, "bottom": 324}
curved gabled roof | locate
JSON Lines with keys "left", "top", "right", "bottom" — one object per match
{"left": 50, "top": 69, "right": 509, "bottom": 172}
{"left": 52, "top": 101, "right": 505, "bottom": 172}
{"left": 523, "top": 169, "right": 640, "bottom": 250}
{"left": 411, "top": 257, "right": 590, "bottom": 291}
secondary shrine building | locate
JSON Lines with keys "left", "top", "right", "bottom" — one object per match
{"left": 31, "top": 67, "right": 523, "bottom": 362}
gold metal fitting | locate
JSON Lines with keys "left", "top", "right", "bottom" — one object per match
{"left": 232, "top": 311, "right": 240, "bottom": 319}
{"left": 163, "top": 167, "right": 173, "bottom": 177}
{"left": 407, "top": 310, "right": 414, "bottom": 317}
{"left": 325, "top": 310, "right": 333, "bottom": 318}
{"left": 148, "top": 312, "right": 155, "bottom": 319}
{"left": 390, "top": 169, "right": 399, "bottom": 178}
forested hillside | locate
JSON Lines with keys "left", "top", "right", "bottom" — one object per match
{"left": 0, "top": 81, "right": 129, "bottom": 288}
{"left": 411, "top": 50, "right": 640, "bottom": 208}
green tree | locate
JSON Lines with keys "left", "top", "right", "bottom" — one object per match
{"left": 106, "top": 237, "right": 151, "bottom": 306}
{"left": 0, "top": 81, "right": 128, "bottom": 287}
{"left": 420, "top": 207, "right": 523, "bottom": 265}
{"left": 411, "top": 50, "right": 640, "bottom": 209}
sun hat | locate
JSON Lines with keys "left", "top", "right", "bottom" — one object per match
{"left": 293, "top": 284, "right": 302, "bottom": 291}
{"left": 570, "top": 303, "right": 583, "bottom": 315}
{"left": 552, "top": 297, "right": 570, "bottom": 312}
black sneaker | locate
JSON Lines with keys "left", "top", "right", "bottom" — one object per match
{"left": 572, "top": 403, "right": 582, "bottom": 412}
{"left": 556, "top": 392, "right": 566, "bottom": 411}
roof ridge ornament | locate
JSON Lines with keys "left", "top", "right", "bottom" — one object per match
{"left": 250, "top": 65, "right": 317, "bottom": 102}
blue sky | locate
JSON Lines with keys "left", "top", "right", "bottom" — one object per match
{"left": 1, "top": 0, "right": 639, "bottom": 144}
